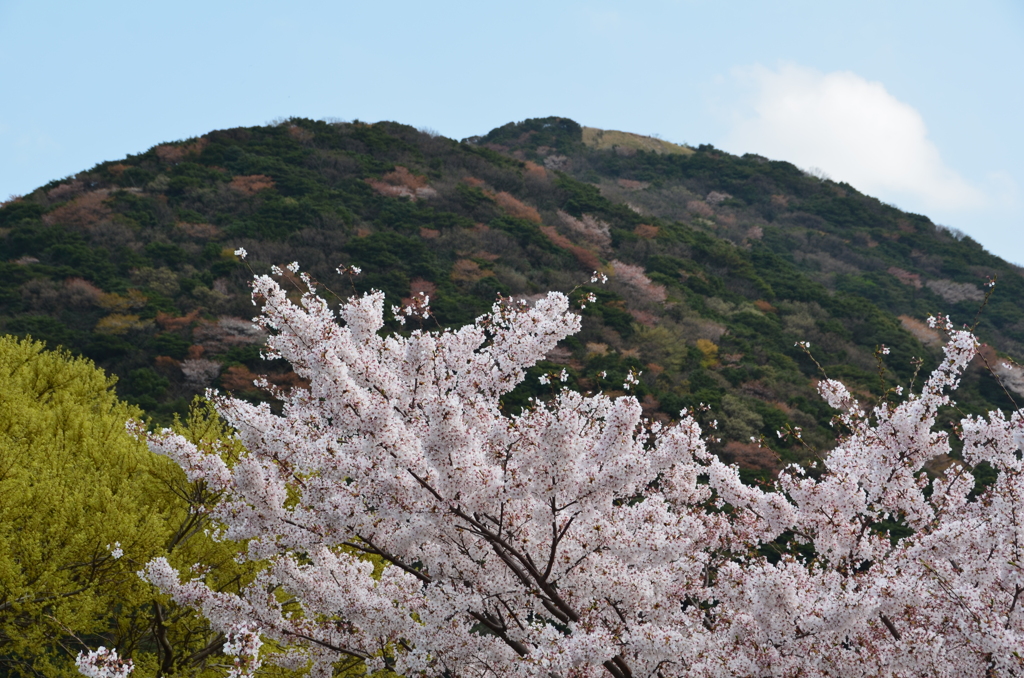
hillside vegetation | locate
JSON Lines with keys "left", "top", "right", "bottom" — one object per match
{"left": 2, "top": 115, "right": 1021, "bottom": 481}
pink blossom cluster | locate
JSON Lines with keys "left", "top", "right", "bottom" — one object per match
{"left": 610, "top": 259, "right": 667, "bottom": 305}
{"left": 557, "top": 210, "right": 612, "bottom": 252}
{"left": 224, "top": 626, "right": 263, "bottom": 678}
{"left": 133, "top": 269, "right": 1024, "bottom": 677}
{"left": 75, "top": 648, "right": 133, "bottom": 678}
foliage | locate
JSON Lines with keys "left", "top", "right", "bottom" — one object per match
{"left": 0, "top": 337, "right": 260, "bottom": 678}
{"left": 472, "top": 116, "right": 583, "bottom": 158}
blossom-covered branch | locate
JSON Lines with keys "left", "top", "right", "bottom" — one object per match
{"left": 134, "top": 267, "right": 1024, "bottom": 677}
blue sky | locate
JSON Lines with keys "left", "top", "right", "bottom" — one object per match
{"left": 2, "top": 0, "right": 1021, "bottom": 262}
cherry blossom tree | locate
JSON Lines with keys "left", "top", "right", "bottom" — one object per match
{"left": 132, "top": 264, "right": 1024, "bottom": 678}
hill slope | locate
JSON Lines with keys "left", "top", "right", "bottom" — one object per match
{"left": 2, "top": 116, "right": 1021, "bottom": 480}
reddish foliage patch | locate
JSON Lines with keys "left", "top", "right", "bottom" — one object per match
{"left": 888, "top": 266, "right": 922, "bottom": 289}
{"left": 384, "top": 166, "right": 428, "bottom": 190}
{"left": 175, "top": 222, "right": 222, "bottom": 239}
{"left": 153, "top": 355, "right": 180, "bottom": 373}
{"left": 367, "top": 166, "right": 435, "bottom": 200}
{"left": 47, "top": 181, "right": 84, "bottom": 202}
{"left": 523, "top": 161, "right": 547, "bottom": 180}
{"left": 492, "top": 192, "right": 541, "bottom": 223}
{"left": 267, "top": 371, "right": 311, "bottom": 391}
{"left": 640, "top": 394, "right": 661, "bottom": 416}
{"left": 154, "top": 138, "right": 208, "bottom": 164}
{"left": 155, "top": 310, "right": 201, "bottom": 331}
{"left": 722, "top": 441, "right": 780, "bottom": 476}
{"left": 540, "top": 225, "right": 601, "bottom": 270}
{"left": 229, "top": 175, "right": 276, "bottom": 195}
{"left": 628, "top": 309, "right": 658, "bottom": 327}
{"left": 43, "top": 191, "right": 112, "bottom": 229}
{"left": 409, "top": 278, "right": 437, "bottom": 298}
{"left": 634, "top": 224, "right": 659, "bottom": 239}
{"left": 220, "top": 365, "right": 309, "bottom": 394}
{"left": 898, "top": 315, "right": 942, "bottom": 347}
{"left": 220, "top": 365, "right": 258, "bottom": 392}
{"left": 451, "top": 259, "right": 494, "bottom": 284}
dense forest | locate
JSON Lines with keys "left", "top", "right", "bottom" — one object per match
{"left": 2, "top": 115, "right": 1022, "bottom": 485}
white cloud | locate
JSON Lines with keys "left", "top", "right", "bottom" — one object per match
{"left": 723, "top": 63, "right": 985, "bottom": 211}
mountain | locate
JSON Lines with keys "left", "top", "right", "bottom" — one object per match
{"left": 2, "top": 116, "right": 1021, "bottom": 482}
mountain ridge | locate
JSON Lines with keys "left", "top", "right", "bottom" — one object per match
{"left": 1, "top": 115, "right": 1020, "bottom": 482}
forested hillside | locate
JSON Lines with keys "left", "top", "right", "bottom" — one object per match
{"left": 2, "top": 116, "right": 1021, "bottom": 481}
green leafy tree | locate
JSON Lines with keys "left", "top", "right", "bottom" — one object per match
{"left": 0, "top": 337, "right": 263, "bottom": 678}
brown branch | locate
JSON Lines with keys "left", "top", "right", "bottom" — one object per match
{"left": 879, "top": 613, "right": 901, "bottom": 641}
{"left": 456, "top": 506, "right": 579, "bottom": 623}
{"left": 349, "top": 535, "right": 433, "bottom": 584}
{"left": 607, "top": 598, "right": 628, "bottom": 624}
{"left": 187, "top": 632, "right": 226, "bottom": 667}
{"left": 279, "top": 628, "right": 370, "bottom": 660}
{"left": 602, "top": 657, "right": 631, "bottom": 678}
{"left": 153, "top": 602, "right": 175, "bottom": 677}
{"left": 543, "top": 500, "right": 576, "bottom": 581}
{"left": 496, "top": 594, "right": 526, "bottom": 631}
{"left": 468, "top": 611, "right": 530, "bottom": 656}
{"left": 1007, "top": 585, "right": 1022, "bottom": 630}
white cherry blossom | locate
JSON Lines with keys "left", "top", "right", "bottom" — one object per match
{"left": 75, "top": 648, "right": 133, "bottom": 678}
{"left": 130, "top": 267, "right": 1024, "bottom": 677}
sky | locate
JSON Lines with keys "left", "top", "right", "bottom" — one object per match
{"left": 1, "top": 0, "right": 1021, "bottom": 262}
